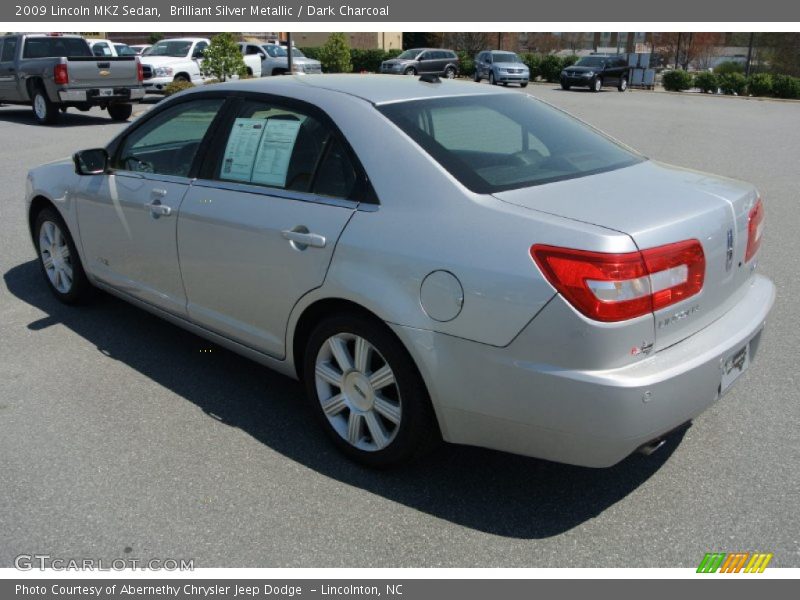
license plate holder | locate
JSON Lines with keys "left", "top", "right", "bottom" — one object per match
{"left": 98, "top": 88, "right": 114, "bottom": 97}
{"left": 720, "top": 342, "right": 750, "bottom": 394}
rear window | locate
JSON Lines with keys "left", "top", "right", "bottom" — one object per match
{"left": 378, "top": 94, "right": 642, "bottom": 193}
{"left": 23, "top": 37, "right": 92, "bottom": 59}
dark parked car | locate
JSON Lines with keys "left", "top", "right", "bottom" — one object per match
{"left": 474, "top": 50, "right": 529, "bottom": 87}
{"left": 380, "top": 48, "right": 459, "bottom": 78}
{"left": 560, "top": 55, "right": 629, "bottom": 92}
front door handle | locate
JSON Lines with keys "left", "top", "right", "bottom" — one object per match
{"left": 281, "top": 228, "right": 326, "bottom": 249}
{"left": 146, "top": 200, "right": 172, "bottom": 218}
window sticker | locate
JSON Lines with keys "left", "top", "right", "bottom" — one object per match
{"left": 220, "top": 118, "right": 267, "bottom": 182}
{"left": 251, "top": 119, "right": 302, "bottom": 187}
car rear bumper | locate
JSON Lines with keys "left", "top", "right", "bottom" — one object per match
{"left": 393, "top": 274, "right": 775, "bottom": 467}
{"left": 58, "top": 87, "right": 144, "bottom": 103}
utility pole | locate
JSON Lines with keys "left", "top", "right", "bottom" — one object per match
{"left": 675, "top": 32, "right": 681, "bottom": 69}
{"left": 745, "top": 32, "right": 755, "bottom": 76}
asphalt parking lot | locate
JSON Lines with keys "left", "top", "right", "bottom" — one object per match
{"left": 1, "top": 85, "right": 798, "bottom": 568}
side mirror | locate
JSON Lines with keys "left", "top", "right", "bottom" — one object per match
{"left": 193, "top": 50, "right": 204, "bottom": 59}
{"left": 258, "top": 52, "right": 266, "bottom": 59}
{"left": 73, "top": 148, "right": 109, "bottom": 175}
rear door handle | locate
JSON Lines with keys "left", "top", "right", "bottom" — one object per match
{"left": 146, "top": 200, "right": 172, "bottom": 218}
{"left": 281, "top": 229, "right": 326, "bottom": 249}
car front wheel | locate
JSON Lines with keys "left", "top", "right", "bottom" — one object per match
{"left": 304, "top": 313, "right": 439, "bottom": 467}
{"left": 489, "top": 72, "right": 497, "bottom": 85}
{"left": 34, "top": 208, "right": 93, "bottom": 304}
{"left": 403, "top": 67, "right": 416, "bottom": 76}
{"left": 618, "top": 76, "right": 628, "bottom": 92}
{"left": 592, "top": 77, "right": 603, "bottom": 92}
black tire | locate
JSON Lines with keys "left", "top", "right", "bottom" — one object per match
{"left": 403, "top": 67, "right": 416, "bottom": 76}
{"left": 618, "top": 76, "right": 628, "bottom": 92}
{"left": 592, "top": 76, "right": 603, "bottom": 92}
{"left": 561, "top": 81, "right": 571, "bottom": 90}
{"left": 489, "top": 71, "right": 497, "bottom": 85}
{"left": 303, "top": 312, "right": 440, "bottom": 468}
{"left": 107, "top": 103, "right": 133, "bottom": 121}
{"left": 473, "top": 71, "right": 481, "bottom": 82}
{"left": 520, "top": 81, "right": 528, "bottom": 88}
{"left": 33, "top": 208, "right": 93, "bottom": 304}
{"left": 173, "top": 73, "right": 190, "bottom": 83}
{"left": 31, "top": 85, "right": 59, "bottom": 125}
{"left": 444, "top": 66, "right": 456, "bottom": 79}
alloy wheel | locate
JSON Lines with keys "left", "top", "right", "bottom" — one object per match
{"left": 314, "top": 333, "right": 402, "bottom": 452}
{"left": 39, "top": 220, "right": 73, "bottom": 294}
{"left": 34, "top": 94, "right": 47, "bottom": 121}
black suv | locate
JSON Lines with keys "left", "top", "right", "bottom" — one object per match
{"left": 560, "top": 55, "right": 629, "bottom": 92}
{"left": 380, "top": 48, "right": 460, "bottom": 78}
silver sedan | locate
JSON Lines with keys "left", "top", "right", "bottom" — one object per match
{"left": 25, "top": 75, "right": 774, "bottom": 468}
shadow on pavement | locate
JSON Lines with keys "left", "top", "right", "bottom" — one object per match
{"left": 0, "top": 106, "right": 116, "bottom": 127}
{"left": 5, "top": 259, "right": 685, "bottom": 539}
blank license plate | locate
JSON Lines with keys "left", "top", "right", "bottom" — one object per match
{"left": 720, "top": 343, "right": 750, "bottom": 394}
{"left": 98, "top": 88, "right": 114, "bottom": 97}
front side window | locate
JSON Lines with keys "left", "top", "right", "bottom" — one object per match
{"left": 116, "top": 98, "right": 224, "bottom": 177}
{"left": 215, "top": 100, "right": 357, "bottom": 198}
{"left": 379, "top": 94, "right": 642, "bottom": 193}
{"left": 396, "top": 49, "right": 422, "bottom": 60}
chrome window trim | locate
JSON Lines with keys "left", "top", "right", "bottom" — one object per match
{"left": 190, "top": 178, "right": 360, "bottom": 210}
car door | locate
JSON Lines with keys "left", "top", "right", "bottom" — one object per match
{"left": 75, "top": 96, "right": 227, "bottom": 315}
{"left": 177, "top": 95, "right": 362, "bottom": 358}
{"left": 0, "top": 36, "right": 21, "bottom": 100}
{"left": 417, "top": 51, "right": 435, "bottom": 74}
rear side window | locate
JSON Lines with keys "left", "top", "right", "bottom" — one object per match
{"left": 379, "top": 94, "right": 642, "bottom": 193}
{"left": 116, "top": 98, "right": 224, "bottom": 177}
{"left": 1, "top": 38, "right": 17, "bottom": 62}
{"left": 23, "top": 37, "right": 92, "bottom": 58}
{"left": 92, "top": 43, "right": 112, "bottom": 57}
{"left": 215, "top": 100, "right": 357, "bottom": 198}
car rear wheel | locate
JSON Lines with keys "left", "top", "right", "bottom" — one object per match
{"left": 618, "top": 76, "right": 628, "bottom": 92}
{"left": 444, "top": 66, "right": 456, "bottom": 79}
{"left": 107, "top": 103, "right": 133, "bottom": 121}
{"left": 592, "top": 77, "right": 603, "bottom": 92}
{"left": 304, "top": 313, "right": 440, "bottom": 467}
{"left": 31, "top": 86, "right": 59, "bottom": 125}
{"left": 33, "top": 208, "right": 93, "bottom": 304}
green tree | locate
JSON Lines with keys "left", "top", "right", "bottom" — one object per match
{"left": 319, "top": 33, "right": 352, "bottom": 73}
{"left": 148, "top": 32, "right": 164, "bottom": 45}
{"left": 200, "top": 32, "right": 247, "bottom": 82}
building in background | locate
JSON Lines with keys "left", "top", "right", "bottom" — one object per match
{"left": 290, "top": 32, "right": 402, "bottom": 50}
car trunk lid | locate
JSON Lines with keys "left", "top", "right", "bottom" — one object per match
{"left": 494, "top": 160, "right": 760, "bottom": 350}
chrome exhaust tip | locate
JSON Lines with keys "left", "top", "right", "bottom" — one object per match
{"left": 637, "top": 438, "right": 667, "bottom": 456}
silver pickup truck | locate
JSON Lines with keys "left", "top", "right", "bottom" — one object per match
{"left": 0, "top": 33, "right": 145, "bottom": 125}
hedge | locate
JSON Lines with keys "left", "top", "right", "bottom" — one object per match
{"left": 772, "top": 74, "right": 800, "bottom": 99}
{"left": 694, "top": 71, "right": 719, "bottom": 93}
{"left": 662, "top": 70, "right": 693, "bottom": 91}
{"left": 718, "top": 72, "right": 747, "bottom": 95}
{"left": 747, "top": 73, "right": 773, "bottom": 96}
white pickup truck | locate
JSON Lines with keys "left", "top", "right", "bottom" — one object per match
{"left": 140, "top": 37, "right": 262, "bottom": 93}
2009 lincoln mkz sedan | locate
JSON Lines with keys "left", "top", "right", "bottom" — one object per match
{"left": 26, "top": 75, "right": 774, "bottom": 468}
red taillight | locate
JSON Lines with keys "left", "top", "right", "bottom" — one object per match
{"left": 745, "top": 197, "right": 764, "bottom": 263}
{"left": 136, "top": 58, "right": 144, "bottom": 82}
{"left": 531, "top": 240, "right": 705, "bottom": 322}
{"left": 54, "top": 63, "right": 69, "bottom": 85}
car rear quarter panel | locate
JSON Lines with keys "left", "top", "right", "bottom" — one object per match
{"left": 307, "top": 92, "right": 641, "bottom": 348}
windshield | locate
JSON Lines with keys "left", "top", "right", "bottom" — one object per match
{"left": 23, "top": 37, "right": 92, "bottom": 58}
{"left": 575, "top": 56, "right": 607, "bottom": 68}
{"left": 115, "top": 44, "right": 137, "bottom": 56}
{"left": 397, "top": 49, "right": 422, "bottom": 60}
{"left": 492, "top": 52, "right": 521, "bottom": 63}
{"left": 378, "top": 94, "right": 642, "bottom": 193}
{"left": 148, "top": 41, "right": 192, "bottom": 57}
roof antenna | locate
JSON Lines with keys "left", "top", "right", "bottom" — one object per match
{"left": 419, "top": 74, "right": 441, "bottom": 83}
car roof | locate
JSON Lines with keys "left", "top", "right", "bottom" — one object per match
{"left": 193, "top": 74, "right": 510, "bottom": 106}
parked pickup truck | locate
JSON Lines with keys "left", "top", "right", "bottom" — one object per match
{"left": 141, "top": 37, "right": 262, "bottom": 93}
{"left": 0, "top": 33, "right": 144, "bottom": 125}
